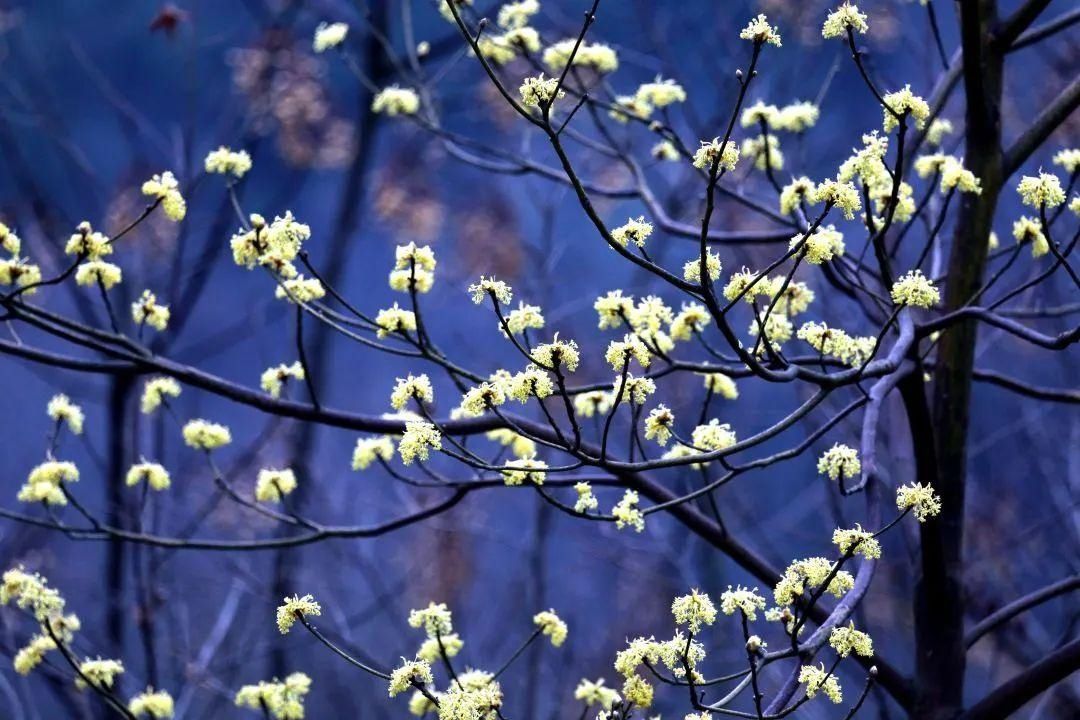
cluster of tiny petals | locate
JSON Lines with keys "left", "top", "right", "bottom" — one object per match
{"left": 740, "top": 13, "right": 782, "bottom": 46}
{"left": 141, "top": 377, "right": 181, "bottom": 414}
{"left": 126, "top": 461, "right": 171, "bottom": 491}
{"left": 1012, "top": 216, "right": 1049, "bottom": 257}
{"left": 503, "top": 302, "right": 544, "bottom": 335}
{"left": 351, "top": 436, "right": 395, "bottom": 470}
{"left": 256, "top": 468, "right": 298, "bottom": 503}
{"left": 18, "top": 460, "right": 79, "bottom": 508}
{"left": 533, "top": 609, "right": 568, "bottom": 646}
{"left": 606, "top": 333, "right": 651, "bottom": 370}
{"left": 75, "top": 260, "right": 123, "bottom": 290}
{"left": 810, "top": 179, "right": 862, "bottom": 219}
{"left": 275, "top": 275, "right": 325, "bottom": 303}
{"left": 574, "top": 481, "right": 599, "bottom": 513}
{"left": 799, "top": 663, "right": 842, "bottom": 703}
{"left": 691, "top": 419, "right": 737, "bottom": 452}
{"left": 822, "top": 3, "right": 868, "bottom": 38}
{"left": 204, "top": 146, "right": 252, "bottom": 177}
{"left": 670, "top": 302, "right": 710, "bottom": 341}
{"left": 65, "top": 221, "right": 112, "bottom": 259}
{"left": 612, "top": 489, "right": 645, "bottom": 532}
{"left": 390, "top": 374, "right": 434, "bottom": 411}
{"left": 542, "top": 39, "right": 619, "bottom": 74}
{"left": 1052, "top": 148, "right": 1080, "bottom": 173}
{"left": 890, "top": 269, "right": 939, "bottom": 308}
{"left": 469, "top": 276, "right": 513, "bottom": 305}
{"left": 775, "top": 558, "right": 854, "bottom": 606}
{"left": 131, "top": 289, "right": 170, "bottom": 331}
{"left": 882, "top": 85, "right": 930, "bottom": 132}
{"left": 128, "top": 687, "right": 175, "bottom": 718}
{"left": 671, "top": 589, "right": 717, "bottom": 632}
{"left": 896, "top": 482, "right": 942, "bottom": 521}
{"left": 613, "top": 373, "right": 656, "bottom": 405}
{"left": 594, "top": 290, "right": 635, "bottom": 329}
{"left": 519, "top": 74, "right": 564, "bottom": 108}
{"left": 611, "top": 216, "right": 653, "bottom": 248}
{"left": 817, "top": 443, "right": 861, "bottom": 480}
{"left": 372, "top": 85, "right": 420, "bottom": 116}
{"left": 830, "top": 622, "right": 874, "bottom": 657}
{"left": 692, "top": 138, "right": 739, "bottom": 172}
{"left": 77, "top": 658, "right": 125, "bottom": 690}
{"left": 235, "top": 672, "right": 311, "bottom": 719}
{"left": 388, "top": 659, "right": 433, "bottom": 697}
{"left": 700, "top": 372, "right": 739, "bottom": 399}
{"left": 779, "top": 177, "right": 816, "bottom": 215}
{"left": 141, "top": 171, "right": 186, "bottom": 221}
{"left": 408, "top": 601, "right": 454, "bottom": 637}
{"left": 683, "top": 250, "right": 723, "bottom": 284}
{"left": 1017, "top": 171, "right": 1066, "bottom": 209}
{"left": 574, "top": 678, "right": 621, "bottom": 709}
{"left": 1, "top": 566, "right": 66, "bottom": 620}
{"left": 833, "top": 525, "right": 881, "bottom": 559}
{"left": 261, "top": 361, "right": 305, "bottom": 399}
{"left": 794, "top": 225, "right": 845, "bottom": 265}
{"left": 313, "top": 21, "right": 348, "bottom": 52}
{"left": 635, "top": 77, "right": 687, "bottom": 108}
{"left": 399, "top": 421, "right": 442, "bottom": 464}
{"left": 644, "top": 404, "right": 675, "bottom": 446}
{"left": 720, "top": 585, "right": 767, "bottom": 621}
{"left": 460, "top": 381, "right": 507, "bottom": 416}
{"left": 532, "top": 336, "right": 580, "bottom": 371}
{"left": 276, "top": 593, "right": 321, "bottom": 634}
{"left": 181, "top": 419, "right": 232, "bottom": 451}
{"left": 47, "top": 394, "right": 84, "bottom": 435}
{"left": 501, "top": 456, "right": 547, "bottom": 486}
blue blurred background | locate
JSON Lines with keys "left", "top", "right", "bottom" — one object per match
{"left": 0, "top": 0, "right": 1076, "bottom": 717}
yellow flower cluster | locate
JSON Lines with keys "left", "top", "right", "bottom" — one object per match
{"left": 774, "top": 557, "right": 854, "bottom": 606}
{"left": 896, "top": 482, "right": 942, "bottom": 521}
{"left": 810, "top": 179, "right": 862, "bottom": 219}
{"left": 2, "top": 566, "right": 66, "bottom": 621}
{"left": 313, "top": 21, "right": 348, "bottom": 53}
{"left": 1017, "top": 171, "right": 1066, "bottom": 209}
{"left": 700, "top": 372, "right": 739, "bottom": 399}
{"left": 65, "top": 221, "right": 111, "bottom": 258}
{"left": 780, "top": 177, "right": 816, "bottom": 215}
{"left": 740, "top": 14, "right": 782, "bottom": 46}
{"left": 574, "top": 481, "right": 598, "bottom": 513}
{"left": 719, "top": 585, "right": 766, "bottom": 621}
{"left": 47, "top": 394, "right": 84, "bottom": 435}
{"left": 519, "top": 74, "right": 564, "bottom": 108}
{"left": 1052, "top": 148, "right": 1080, "bottom": 173}
{"left": 235, "top": 673, "right": 311, "bottom": 720}
{"left": 260, "top": 361, "right": 305, "bottom": 399}
{"left": 741, "top": 134, "right": 783, "bottom": 171}
{"left": 181, "top": 419, "right": 232, "bottom": 451}
{"left": 501, "top": 457, "right": 548, "bottom": 486}
{"left": 882, "top": 85, "right": 930, "bottom": 132}
{"left": 352, "top": 436, "right": 395, "bottom": 470}
{"left": 126, "top": 461, "right": 171, "bottom": 491}
{"left": 683, "top": 250, "right": 723, "bottom": 284}
{"left": 497, "top": 0, "right": 539, "bottom": 30}
{"left": 533, "top": 609, "right": 568, "bottom": 646}
{"left": 141, "top": 377, "right": 181, "bottom": 414}
{"left": 542, "top": 39, "right": 619, "bottom": 74}
{"left": 832, "top": 525, "right": 881, "bottom": 559}
{"left": 75, "top": 259, "right": 123, "bottom": 289}
{"left": 692, "top": 138, "right": 740, "bottom": 172}
{"left": 14, "top": 634, "right": 57, "bottom": 675}
{"left": 533, "top": 336, "right": 580, "bottom": 371}
{"left": 612, "top": 489, "right": 645, "bottom": 532}
{"left": 375, "top": 303, "right": 417, "bottom": 338}
{"left": 829, "top": 622, "right": 874, "bottom": 657}
{"left": 691, "top": 419, "right": 737, "bottom": 452}
{"left": 129, "top": 687, "right": 175, "bottom": 718}
{"left": 469, "top": 275, "right": 513, "bottom": 304}
{"left": 822, "top": 3, "right": 868, "bottom": 38}
{"left": 390, "top": 374, "right": 434, "bottom": 410}
{"left": 132, "top": 289, "right": 170, "bottom": 331}
{"left": 18, "top": 460, "right": 79, "bottom": 506}
{"left": 1012, "top": 216, "right": 1049, "bottom": 257}
{"left": 890, "top": 269, "right": 939, "bottom": 308}
{"left": 799, "top": 322, "right": 875, "bottom": 367}
{"left": 574, "top": 678, "right": 621, "bottom": 710}
{"left": 671, "top": 589, "right": 717, "bottom": 633}
{"left": 388, "top": 659, "right": 433, "bottom": 697}
{"left": 77, "top": 657, "right": 125, "bottom": 690}
{"left": 256, "top": 468, "right": 298, "bottom": 503}
{"left": 611, "top": 216, "right": 653, "bottom": 248}
{"left": 372, "top": 85, "right": 420, "bottom": 116}
{"left": 204, "top": 146, "right": 252, "bottom": 178}
{"left": 141, "top": 171, "right": 186, "bottom": 221}
{"left": 799, "top": 663, "right": 842, "bottom": 703}
{"left": 794, "top": 225, "right": 845, "bottom": 265}
{"left": 276, "top": 594, "right": 321, "bottom": 634}
{"left": 399, "top": 421, "right": 442, "bottom": 464}
{"left": 231, "top": 211, "right": 311, "bottom": 277}
{"left": 644, "top": 404, "right": 675, "bottom": 446}
{"left": 816, "top": 443, "right": 862, "bottom": 481}
{"left": 503, "top": 302, "right": 544, "bottom": 335}
{"left": 391, "top": 242, "right": 436, "bottom": 293}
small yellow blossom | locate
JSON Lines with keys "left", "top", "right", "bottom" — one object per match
{"left": 132, "top": 289, "right": 170, "bottom": 331}
{"left": 260, "top": 362, "right": 305, "bottom": 399}
{"left": 256, "top": 468, "right": 298, "bottom": 503}
{"left": 469, "top": 276, "right": 513, "bottom": 304}
{"left": 611, "top": 216, "right": 653, "bottom": 248}
{"left": 692, "top": 138, "right": 739, "bottom": 172}
{"left": 389, "top": 659, "right": 433, "bottom": 697}
{"left": 502, "top": 457, "right": 548, "bottom": 486}
{"left": 277, "top": 594, "right": 321, "bottom": 634}
{"left": 574, "top": 678, "right": 621, "bottom": 709}
{"left": 181, "top": 419, "right": 232, "bottom": 451}
{"left": 399, "top": 421, "right": 442, "bottom": 464}
{"left": 740, "top": 14, "right": 782, "bottom": 46}
{"left": 720, "top": 585, "right": 766, "bottom": 620}
{"left": 313, "top": 21, "right": 348, "bottom": 52}
{"left": 75, "top": 260, "right": 122, "bottom": 289}
{"left": 533, "top": 609, "right": 568, "bottom": 646}
{"left": 204, "top": 146, "right": 252, "bottom": 178}
{"left": 671, "top": 589, "right": 717, "bottom": 633}
{"left": 822, "top": 3, "right": 868, "bottom": 38}
{"left": 65, "top": 222, "right": 111, "bottom": 259}
{"left": 129, "top": 688, "right": 175, "bottom": 718}
{"left": 47, "top": 394, "right": 84, "bottom": 435}
{"left": 76, "top": 658, "right": 125, "bottom": 690}
{"left": 352, "top": 436, "right": 395, "bottom": 470}
{"left": 799, "top": 663, "right": 842, "bottom": 703}
{"left": 126, "top": 462, "right": 171, "bottom": 491}
{"left": 1017, "top": 172, "right": 1066, "bottom": 209}
{"left": 141, "top": 171, "right": 186, "bottom": 221}
{"left": 574, "top": 481, "right": 598, "bottom": 513}
{"left": 644, "top": 404, "right": 675, "bottom": 446}
{"left": 890, "top": 269, "right": 939, "bottom": 308}
{"left": 882, "top": 85, "right": 930, "bottom": 132}
{"left": 372, "top": 85, "right": 420, "bottom": 116}
{"left": 519, "top": 74, "right": 563, "bottom": 108}
{"left": 896, "top": 482, "right": 942, "bottom": 521}
{"left": 817, "top": 443, "right": 861, "bottom": 481}
{"left": 833, "top": 525, "right": 881, "bottom": 559}
{"left": 141, "top": 377, "right": 181, "bottom": 414}
{"left": 612, "top": 490, "right": 645, "bottom": 532}
{"left": 1012, "top": 216, "right": 1049, "bottom": 257}
{"left": 829, "top": 622, "right": 874, "bottom": 657}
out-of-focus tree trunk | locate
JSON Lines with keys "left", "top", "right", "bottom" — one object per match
{"left": 913, "top": 2, "right": 1004, "bottom": 717}
{"left": 269, "top": 3, "right": 389, "bottom": 677}
{"left": 105, "top": 374, "right": 133, "bottom": 716}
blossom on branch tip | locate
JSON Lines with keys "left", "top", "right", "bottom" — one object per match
{"left": 740, "top": 14, "right": 782, "bottom": 46}
{"left": 613, "top": 373, "right": 656, "bottom": 405}
{"left": 519, "top": 74, "right": 564, "bottom": 108}
{"left": 533, "top": 609, "right": 568, "bottom": 646}
{"left": 261, "top": 362, "right": 305, "bottom": 399}
{"left": 503, "top": 302, "right": 544, "bottom": 335}
{"left": 65, "top": 221, "right": 111, "bottom": 259}
{"left": 76, "top": 658, "right": 124, "bottom": 690}
{"left": 636, "top": 77, "right": 686, "bottom": 108}
{"left": 141, "top": 171, "right": 185, "bottom": 221}
{"left": 692, "top": 138, "right": 739, "bottom": 172}
{"left": 141, "top": 377, "right": 181, "bottom": 414}
{"left": 822, "top": 3, "right": 868, "bottom": 38}
{"left": 720, "top": 585, "right": 766, "bottom": 621}
{"left": 542, "top": 40, "right": 619, "bottom": 74}
{"left": 313, "top": 22, "right": 348, "bottom": 52}
{"left": 502, "top": 457, "right": 547, "bottom": 486}
{"left": 644, "top": 404, "right": 675, "bottom": 446}
{"left": 691, "top": 419, "right": 737, "bottom": 452}
{"left": 574, "top": 678, "right": 620, "bottom": 709}
{"left": 532, "top": 336, "right": 580, "bottom": 371}
{"left": 896, "top": 482, "right": 942, "bottom": 521}
{"left": 47, "top": 394, "right": 84, "bottom": 435}
{"left": 128, "top": 688, "right": 174, "bottom": 718}
{"left": 389, "top": 659, "right": 433, "bottom": 697}
{"left": 882, "top": 85, "right": 930, "bottom": 132}
{"left": 671, "top": 589, "right": 717, "bottom": 632}
{"left": 1017, "top": 172, "right": 1066, "bottom": 209}
{"left": 830, "top": 622, "right": 874, "bottom": 657}
{"left": 574, "top": 482, "right": 599, "bottom": 513}
{"left": 275, "top": 276, "right": 325, "bottom": 303}
{"left": 890, "top": 269, "right": 939, "bottom": 308}
{"left": 390, "top": 374, "right": 434, "bottom": 411}
{"left": 832, "top": 525, "right": 881, "bottom": 559}
{"left": 352, "top": 436, "right": 395, "bottom": 470}
{"left": 1012, "top": 216, "right": 1049, "bottom": 258}
{"left": 372, "top": 86, "right": 420, "bottom": 116}
{"left": 469, "top": 276, "right": 513, "bottom": 305}
{"left": 612, "top": 490, "right": 645, "bottom": 532}
{"left": 204, "top": 146, "right": 252, "bottom": 178}
{"left": 75, "top": 260, "right": 122, "bottom": 289}
{"left": 683, "top": 250, "right": 723, "bottom": 284}
{"left": 776, "top": 101, "right": 820, "bottom": 132}
{"left": 126, "top": 462, "right": 171, "bottom": 491}
{"left": 817, "top": 443, "right": 861, "bottom": 481}
{"left": 1052, "top": 148, "right": 1080, "bottom": 174}
{"left": 181, "top": 419, "right": 232, "bottom": 451}
{"left": 799, "top": 663, "right": 842, "bottom": 703}
{"left": 399, "top": 421, "right": 441, "bottom": 464}
{"left": 611, "top": 216, "right": 653, "bottom": 248}
{"left": 132, "top": 289, "right": 170, "bottom": 331}
{"left": 256, "top": 468, "right": 298, "bottom": 503}
{"left": 277, "top": 594, "right": 321, "bottom": 634}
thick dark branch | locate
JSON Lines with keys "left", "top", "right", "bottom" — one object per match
{"left": 962, "top": 637, "right": 1080, "bottom": 720}
{"left": 1003, "top": 77, "right": 1080, "bottom": 176}
{"left": 994, "top": 0, "right": 1053, "bottom": 48}
{"left": 966, "top": 575, "right": 1080, "bottom": 648}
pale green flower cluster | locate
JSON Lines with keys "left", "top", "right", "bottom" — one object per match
{"left": 816, "top": 443, "right": 861, "bottom": 481}
{"left": 235, "top": 673, "right": 311, "bottom": 720}
{"left": 890, "top": 269, "right": 940, "bottom": 308}
{"left": 204, "top": 146, "right": 252, "bottom": 177}
{"left": 47, "top": 394, "right": 84, "bottom": 435}
{"left": 313, "top": 21, "right": 348, "bottom": 53}
{"left": 276, "top": 594, "right": 322, "bottom": 634}
{"left": 141, "top": 171, "right": 186, "bottom": 221}
{"left": 256, "top": 468, "right": 298, "bottom": 503}
{"left": 533, "top": 609, "right": 568, "bottom": 646}
{"left": 671, "top": 589, "right": 717, "bottom": 633}
{"left": 719, "top": 585, "right": 767, "bottom": 621}
{"left": 372, "top": 85, "right": 420, "bottom": 116}
{"left": 132, "top": 289, "right": 170, "bottom": 331}
{"left": 182, "top": 419, "right": 232, "bottom": 451}
{"left": 799, "top": 663, "right": 842, "bottom": 703}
